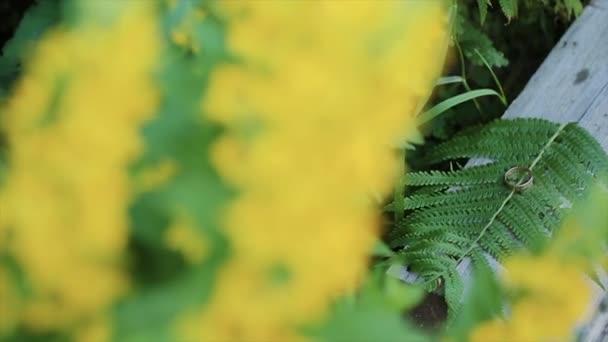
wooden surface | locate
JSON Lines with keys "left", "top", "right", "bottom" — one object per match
{"left": 393, "top": 1, "right": 608, "bottom": 339}
{"left": 502, "top": 0, "right": 608, "bottom": 150}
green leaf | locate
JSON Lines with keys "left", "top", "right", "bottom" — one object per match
{"left": 562, "top": 0, "right": 583, "bottom": 18}
{"left": 474, "top": 49, "right": 507, "bottom": 104}
{"left": 0, "top": 0, "right": 61, "bottom": 99}
{"left": 436, "top": 75, "right": 464, "bottom": 86}
{"left": 384, "top": 276, "right": 425, "bottom": 311}
{"left": 314, "top": 303, "right": 429, "bottom": 342}
{"left": 418, "top": 89, "right": 502, "bottom": 125}
{"left": 392, "top": 173, "right": 407, "bottom": 221}
{"left": 456, "top": 17, "right": 508, "bottom": 68}
{"left": 447, "top": 261, "right": 503, "bottom": 341}
{"left": 498, "top": 0, "right": 518, "bottom": 20}
{"left": 444, "top": 267, "right": 464, "bottom": 320}
{"left": 311, "top": 269, "right": 429, "bottom": 342}
{"left": 477, "top": 0, "right": 489, "bottom": 24}
{"left": 373, "top": 240, "right": 395, "bottom": 258}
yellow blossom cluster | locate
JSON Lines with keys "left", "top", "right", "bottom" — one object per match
{"left": 471, "top": 252, "right": 591, "bottom": 342}
{"left": 164, "top": 212, "right": 209, "bottom": 265}
{"left": 178, "top": 2, "right": 447, "bottom": 341}
{"left": 0, "top": 2, "right": 159, "bottom": 338}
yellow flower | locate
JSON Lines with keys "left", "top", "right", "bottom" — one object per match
{"left": 177, "top": 1, "right": 448, "bottom": 341}
{"left": 134, "top": 160, "right": 177, "bottom": 193}
{"left": 471, "top": 253, "right": 591, "bottom": 342}
{"left": 73, "top": 317, "right": 111, "bottom": 342}
{"left": 0, "top": 1, "right": 159, "bottom": 336}
{"left": 165, "top": 214, "right": 209, "bottom": 264}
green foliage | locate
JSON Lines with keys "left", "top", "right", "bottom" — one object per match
{"left": 454, "top": 0, "right": 584, "bottom": 76}
{"left": 423, "top": 0, "right": 585, "bottom": 142}
{"left": 388, "top": 118, "right": 608, "bottom": 317}
{"left": 0, "top": 0, "right": 60, "bottom": 101}
{"left": 445, "top": 259, "right": 503, "bottom": 341}
{"left": 498, "top": 0, "right": 518, "bottom": 20}
{"left": 112, "top": 2, "right": 233, "bottom": 340}
{"left": 455, "top": 15, "right": 508, "bottom": 69}
{"left": 477, "top": 0, "right": 584, "bottom": 21}
{"left": 311, "top": 268, "right": 429, "bottom": 342}
{"left": 419, "top": 88, "right": 503, "bottom": 125}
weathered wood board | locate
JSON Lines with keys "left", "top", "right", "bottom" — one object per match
{"left": 502, "top": 0, "right": 608, "bottom": 150}
{"left": 393, "top": 0, "right": 608, "bottom": 339}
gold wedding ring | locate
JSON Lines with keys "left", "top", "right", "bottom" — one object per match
{"left": 504, "top": 166, "right": 534, "bottom": 192}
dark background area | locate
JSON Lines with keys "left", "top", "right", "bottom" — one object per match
{"left": 0, "top": 0, "right": 35, "bottom": 50}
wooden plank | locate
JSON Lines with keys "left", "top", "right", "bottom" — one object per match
{"left": 503, "top": 0, "right": 608, "bottom": 151}
{"left": 392, "top": 1, "right": 608, "bottom": 337}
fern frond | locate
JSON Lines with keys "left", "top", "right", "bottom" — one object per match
{"left": 456, "top": 14, "right": 508, "bottom": 68}
{"left": 406, "top": 163, "right": 510, "bottom": 186}
{"left": 559, "top": 0, "right": 583, "bottom": 19}
{"left": 477, "top": 0, "right": 489, "bottom": 24}
{"left": 393, "top": 184, "right": 507, "bottom": 211}
{"left": 444, "top": 266, "right": 464, "bottom": 318}
{"left": 498, "top": 0, "right": 518, "bottom": 20}
{"left": 389, "top": 118, "right": 608, "bottom": 318}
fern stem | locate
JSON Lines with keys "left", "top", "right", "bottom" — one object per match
{"left": 456, "top": 42, "right": 484, "bottom": 116}
{"left": 529, "top": 122, "right": 568, "bottom": 170}
{"left": 454, "top": 191, "right": 515, "bottom": 264}
{"left": 454, "top": 122, "right": 568, "bottom": 265}
{"left": 473, "top": 48, "right": 507, "bottom": 105}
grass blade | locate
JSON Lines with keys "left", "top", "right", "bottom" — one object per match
{"left": 418, "top": 89, "right": 502, "bottom": 125}
{"left": 436, "top": 76, "right": 465, "bottom": 86}
{"left": 474, "top": 48, "right": 507, "bottom": 104}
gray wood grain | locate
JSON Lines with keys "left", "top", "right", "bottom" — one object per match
{"left": 503, "top": 0, "right": 608, "bottom": 151}
{"left": 392, "top": 1, "right": 608, "bottom": 338}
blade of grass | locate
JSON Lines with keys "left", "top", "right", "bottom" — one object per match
{"left": 436, "top": 76, "right": 465, "bottom": 86}
{"left": 474, "top": 48, "right": 507, "bottom": 105}
{"left": 455, "top": 41, "right": 484, "bottom": 115}
{"left": 418, "top": 88, "right": 502, "bottom": 125}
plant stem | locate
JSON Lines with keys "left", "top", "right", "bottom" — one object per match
{"left": 456, "top": 41, "right": 484, "bottom": 115}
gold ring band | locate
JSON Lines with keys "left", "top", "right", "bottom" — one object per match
{"left": 504, "top": 166, "right": 534, "bottom": 192}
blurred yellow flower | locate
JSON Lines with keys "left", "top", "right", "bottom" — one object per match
{"left": 471, "top": 253, "right": 591, "bottom": 342}
{"left": 134, "top": 160, "right": 177, "bottom": 193}
{"left": 165, "top": 214, "right": 209, "bottom": 264}
{"left": 0, "top": 1, "right": 159, "bottom": 337}
{"left": 178, "top": 1, "right": 448, "bottom": 341}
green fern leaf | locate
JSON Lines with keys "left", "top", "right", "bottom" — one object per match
{"left": 560, "top": 0, "right": 583, "bottom": 19}
{"left": 444, "top": 267, "right": 464, "bottom": 319}
{"left": 388, "top": 118, "right": 608, "bottom": 318}
{"left": 477, "top": 0, "right": 489, "bottom": 24}
{"left": 457, "top": 18, "right": 509, "bottom": 68}
{"left": 498, "top": 0, "right": 518, "bottom": 20}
